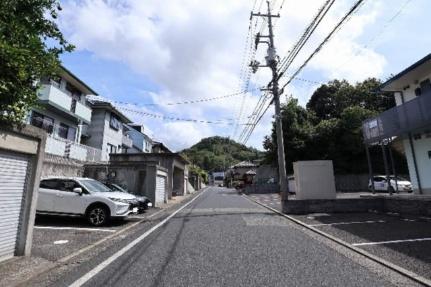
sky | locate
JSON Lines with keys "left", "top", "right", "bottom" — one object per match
{"left": 57, "top": 0, "right": 431, "bottom": 151}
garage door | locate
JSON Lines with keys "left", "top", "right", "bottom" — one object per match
{"left": 155, "top": 175, "right": 166, "bottom": 205}
{"left": 0, "top": 151, "right": 30, "bottom": 261}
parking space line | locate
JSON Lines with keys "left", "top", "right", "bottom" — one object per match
{"left": 309, "top": 220, "right": 386, "bottom": 227}
{"left": 34, "top": 226, "right": 116, "bottom": 233}
{"left": 352, "top": 237, "right": 431, "bottom": 246}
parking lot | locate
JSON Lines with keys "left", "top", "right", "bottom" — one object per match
{"left": 248, "top": 193, "right": 431, "bottom": 281}
{"left": 32, "top": 209, "right": 162, "bottom": 262}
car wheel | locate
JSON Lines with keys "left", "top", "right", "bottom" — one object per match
{"left": 87, "top": 205, "right": 109, "bottom": 226}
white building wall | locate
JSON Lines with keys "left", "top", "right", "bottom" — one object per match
{"left": 101, "top": 111, "right": 124, "bottom": 161}
{"left": 403, "top": 136, "right": 431, "bottom": 194}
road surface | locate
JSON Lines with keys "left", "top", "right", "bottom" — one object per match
{"left": 39, "top": 187, "right": 420, "bottom": 287}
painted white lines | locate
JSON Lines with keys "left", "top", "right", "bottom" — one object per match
{"left": 308, "top": 220, "right": 386, "bottom": 227}
{"left": 69, "top": 189, "right": 206, "bottom": 287}
{"left": 54, "top": 240, "right": 69, "bottom": 245}
{"left": 34, "top": 226, "right": 116, "bottom": 233}
{"left": 352, "top": 237, "right": 431, "bottom": 246}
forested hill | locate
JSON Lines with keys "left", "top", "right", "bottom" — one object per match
{"left": 181, "top": 136, "right": 263, "bottom": 172}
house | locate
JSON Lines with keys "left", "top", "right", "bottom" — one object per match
{"left": 362, "top": 54, "right": 431, "bottom": 195}
{"left": 125, "top": 124, "right": 153, "bottom": 153}
{"left": 27, "top": 66, "right": 102, "bottom": 162}
{"left": 225, "top": 161, "right": 258, "bottom": 187}
{"left": 83, "top": 100, "right": 133, "bottom": 161}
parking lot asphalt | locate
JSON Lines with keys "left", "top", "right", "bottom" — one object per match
{"left": 248, "top": 193, "right": 431, "bottom": 281}
{"left": 32, "top": 209, "right": 158, "bottom": 262}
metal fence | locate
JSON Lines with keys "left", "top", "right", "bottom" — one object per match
{"left": 362, "top": 90, "right": 431, "bottom": 144}
{"left": 45, "top": 136, "right": 103, "bottom": 162}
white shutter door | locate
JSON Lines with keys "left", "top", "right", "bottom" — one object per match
{"left": 0, "top": 151, "right": 30, "bottom": 261}
{"left": 155, "top": 176, "right": 166, "bottom": 205}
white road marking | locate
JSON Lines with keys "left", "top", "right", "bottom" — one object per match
{"left": 147, "top": 209, "right": 164, "bottom": 219}
{"left": 69, "top": 189, "right": 206, "bottom": 287}
{"left": 54, "top": 240, "right": 69, "bottom": 245}
{"left": 352, "top": 237, "right": 431, "bottom": 246}
{"left": 35, "top": 226, "right": 116, "bottom": 233}
{"left": 309, "top": 220, "right": 386, "bottom": 227}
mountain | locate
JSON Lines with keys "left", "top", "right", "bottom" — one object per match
{"left": 181, "top": 136, "right": 264, "bottom": 172}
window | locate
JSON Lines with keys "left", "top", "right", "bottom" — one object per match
{"left": 40, "top": 179, "right": 60, "bottom": 189}
{"left": 30, "top": 111, "right": 54, "bottom": 134}
{"left": 58, "top": 123, "right": 69, "bottom": 139}
{"left": 60, "top": 180, "right": 79, "bottom": 192}
{"left": 420, "top": 79, "right": 431, "bottom": 93}
{"left": 109, "top": 114, "right": 121, "bottom": 130}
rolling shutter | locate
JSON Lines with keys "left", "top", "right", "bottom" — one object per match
{"left": 155, "top": 175, "right": 166, "bottom": 205}
{"left": 0, "top": 151, "right": 30, "bottom": 261}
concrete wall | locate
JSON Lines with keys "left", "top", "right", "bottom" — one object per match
{"left": 0, "top": 125, "right": 46, "bottom": 257}
{"left": 84, "top": 161, "right": 165, "bottom": 206}
{"left": 403, "top": 136, "right": 431, "bottom": 194}
{"left": 41, "top": 154, "right": 84, "bottom": 178}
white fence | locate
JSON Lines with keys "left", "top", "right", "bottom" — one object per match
{"left": 45, "top": 136, "right": 103, "bottom": 162}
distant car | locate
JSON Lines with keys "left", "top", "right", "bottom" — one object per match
{"left": 104, "top": 182, "right": 152, "bottom": 213}
{"left": 368, "top": 175, "right": 412, "bottom": 192}
{"left": 37, "top": 177, "right": 139, "bottom": 226}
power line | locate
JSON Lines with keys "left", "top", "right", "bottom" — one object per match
{"left": 89, "top": 88, "right": 258, "bottom": 108}
{"left": 278, "top": 0, "right": 336, "bottom": 76}
{"left": 118, "top": 106, "right": 239, "bottom": 126}
{"left": 280, "top": 0, "right": 366, "bottom": 93}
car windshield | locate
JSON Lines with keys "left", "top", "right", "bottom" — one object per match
{"left": 79, "top": 179, "right": 114, "bottom": 193}
{"left": 107, "top": 183, "right": 127, "bottom": 193}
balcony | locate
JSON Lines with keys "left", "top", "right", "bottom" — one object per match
{"left": 362, "top": 90, "right": 431, "bottom": 144}
{"left": 38, "top": 84, "right": 92, "bottom": 123}
{"left": 45, "top": 136, "right": 103, "bottom": 162}
{"left": 122, "top": 134, "right": 133, "bottom": 148}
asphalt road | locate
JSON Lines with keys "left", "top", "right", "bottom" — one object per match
{"left": 39, "top": 187, "right": 422, "bottom": 287}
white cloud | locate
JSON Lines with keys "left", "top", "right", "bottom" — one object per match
{"left": 59, "top": 0, "right": 391, "bottom": 150}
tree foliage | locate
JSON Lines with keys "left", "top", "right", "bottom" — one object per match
{"left": 0, "top": 0, "right": 73, "bottom": 125}
{"left": 182, "top": 136, "right": 263, "bottom": 172}
{"left": 264, "top": 78, "right": 407, "bottom": 174}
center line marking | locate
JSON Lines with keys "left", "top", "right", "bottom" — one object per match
{"left": 69, "top": 189, "right": 206, "bottom": 287}
{"left": 352, "top": 237, "right": 431, "bottom": 246}
{"left": 308, "top": 220, "right": 386, "bottom": 227}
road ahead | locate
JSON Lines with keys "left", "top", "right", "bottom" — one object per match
{"left": 56, "top": 187, "right": 419, "bottom": 287}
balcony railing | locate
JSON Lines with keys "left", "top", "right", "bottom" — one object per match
{"left": 38, "top": 84, "right": 92, "bottom": 123}
{"left": 45, "top": 136, "right": 103, "bottom": 162}
{"left": 362, "top": 90, "right": 431, "bottom": 144}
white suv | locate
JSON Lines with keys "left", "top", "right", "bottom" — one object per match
{"left": 37, "top": 177, "right": 138, "bottom": 226}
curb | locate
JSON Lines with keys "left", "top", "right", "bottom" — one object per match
{"left": 243, "top": 194, "right": 431, "bottom": 287}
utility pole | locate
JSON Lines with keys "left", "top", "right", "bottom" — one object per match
{"left": 251, "top": 1, "right": 289, "bottom": 201}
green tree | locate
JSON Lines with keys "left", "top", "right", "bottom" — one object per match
{"left": 0, "top": 0, "right": 73, "bottom": 125}
{"left": 264, "top": 78, "right": 406, "bottom": 174}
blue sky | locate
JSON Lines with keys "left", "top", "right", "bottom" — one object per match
{"left": 58, "top": 0, "right": 430, "bottom": 151}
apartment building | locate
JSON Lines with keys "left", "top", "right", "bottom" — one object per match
{"left": 28, "top": 66, "right": 102, "bottom": 161}
{"left": 363, "top": 54, "right": 431, "bottom": 194}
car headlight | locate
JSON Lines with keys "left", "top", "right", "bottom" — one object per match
{"left": 109, "top": 198, "right": 129, "bottom": 204}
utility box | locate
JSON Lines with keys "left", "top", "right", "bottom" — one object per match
{"left": 293, "top": 160, "right": 336, "bottom": 200}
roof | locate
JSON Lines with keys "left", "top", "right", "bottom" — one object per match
{"left": 381, "top": 54, "right": 431, "bottom": 91}
{"left": 152, "top": 141, "right": 173, "bottom": 153}
{"left": 88, "top": 99, "right": 132, "bottom": 124}
{"left": 60, "top": 65, "right": 98, "bottom": 95}
{"left": 230, "top": 161, "right": 258, "bottom": 169}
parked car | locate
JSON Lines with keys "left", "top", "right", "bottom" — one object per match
{"left": 37, "top": 177, "right": 139, "bottom": 226}
{"left": 368, "top": 175, "right": 412, "bottom": 192}
{"left": 103, "top": 182, "right": 153, "bottom": 213}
